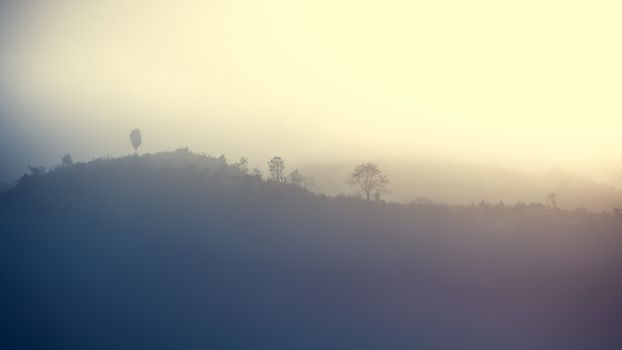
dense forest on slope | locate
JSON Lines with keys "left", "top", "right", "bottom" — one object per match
{"left": 1, "top": 149, "right": 621, "bottom": 350}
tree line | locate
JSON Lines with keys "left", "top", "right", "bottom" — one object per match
{"left": 128, "top": 128, "right": 391, "bottom": 200}
{"left": 14, "top": 128, "right": 608, "bottom": 209}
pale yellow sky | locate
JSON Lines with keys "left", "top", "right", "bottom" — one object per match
{"left": 1, "top": 0, "right": 621, "bottom": 183}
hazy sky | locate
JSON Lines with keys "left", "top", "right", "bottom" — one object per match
{"left": 1, "top": 0, "right": 621, "bottom": 184}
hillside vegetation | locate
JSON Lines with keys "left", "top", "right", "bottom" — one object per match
{"left": 1, "top": 149, "right": 621, "bottom": 350}
{"left": 301, "top": 160, "right": 622, "bottom": 211}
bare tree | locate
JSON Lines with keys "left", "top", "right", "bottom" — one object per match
{"left": 547, "top": 192, "right": 558, "bottom": 209}
{"left": 267, "top": 156, "right": 286, "bottom": 182}
{"left": 348, "top": 163, "right": 389, "bottom": 201}
{"left": 130, "top": 129, "right": 142, "bottom": 155}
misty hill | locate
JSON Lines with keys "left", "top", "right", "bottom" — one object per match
{"left": 1, "top": 149, "right": 622, "bottom": 350}
{"left": 301, "top": 160, "right": 622, "bottom": 211}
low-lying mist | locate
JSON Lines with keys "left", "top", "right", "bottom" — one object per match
{"left": 301, "top": 159, "right": 622, "bottom": 211}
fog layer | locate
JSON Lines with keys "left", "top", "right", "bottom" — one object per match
{"left": 1, "top": 1, "right": 622, "bottom": 186}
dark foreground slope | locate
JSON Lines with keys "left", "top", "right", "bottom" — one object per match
{"left": 1, "top": 150, "right": 621, "bottom": 350}
{"left": 0, "top": 181, "right": 14, "bottom": 194}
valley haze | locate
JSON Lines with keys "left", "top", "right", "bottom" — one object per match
{"left": 1, "top": 1, "right": 622, "bottom": 349}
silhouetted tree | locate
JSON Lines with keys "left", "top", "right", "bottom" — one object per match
{"left": 130, "top": 129, "right": 142, "bottom": 155}
{"left": 289, "top": 169, "right": 313, "bottom": 189}
{"left": 233, "top": 157, "right": 249, "bottom": 174}
{"left": 61, "top": 154, "right": 74, "bottom": 167}
{"left": 547, "top": 192, "right": 558, "bottom": 209}
{"left": 348, "top": 163, "right": 389, "bottom": 201}
{"left": 411, "top": 196, "right": 433, "bottom": 206}
{"left": 251, "top": 167, "right": 263, "bottom": 178}
{"left": 268, "top": 156, "right": 286, "bottom": 182}
{"left": 19, "top": 165, "right": 47, "bottom": 183}
{"left": 28, "top": 165, "right": 46, "bottom": 176}
{"left": 478, "top": 200, "right": 490, "bottom": 209}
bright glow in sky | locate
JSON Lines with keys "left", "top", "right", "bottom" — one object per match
{"left": 1, "top": 0, "right": 621, "bottom": 183}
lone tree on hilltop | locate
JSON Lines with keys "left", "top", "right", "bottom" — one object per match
{"left": 130, "top": 128, "right": 142, "bottom": 155}
{"left": 268, "top": 156, "right": 286, "bottom": 183}
{"left": 349, "top": 163, "right": 389, "bottom": 201}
